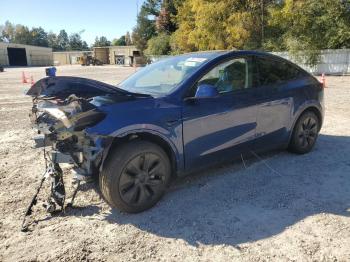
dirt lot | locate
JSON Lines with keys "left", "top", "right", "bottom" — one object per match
{"left": 0, "top": 65, "right": 349, "bottom": 261}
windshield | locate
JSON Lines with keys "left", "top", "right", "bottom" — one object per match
{"left": 118, "top": 53, "right": 219, "bottom": 96}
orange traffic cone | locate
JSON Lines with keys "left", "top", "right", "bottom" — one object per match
{"left": 22, "top": 71, "right": 27, "bottom": 83}
{"left": 320, "top": 73, "right": 326, "bottom": 88}
{"left": 30, "top": 76, "right": 35, "bottom": 85}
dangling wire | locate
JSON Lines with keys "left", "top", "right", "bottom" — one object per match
{"left": 43, "top": 139, "right": 48, "bottom": 169}
{"left": 240, "top": 153, "right": 247, "bottom": 169}
{"left": 250, "top": 150, "right": 283, "bottom": 177}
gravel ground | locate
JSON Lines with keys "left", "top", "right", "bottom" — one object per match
{"left": 0, "top": 65, "right": 349, "bottom": 262}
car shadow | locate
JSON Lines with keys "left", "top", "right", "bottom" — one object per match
{"left": 73, "top": 134, "right": 350, "bottom": 247}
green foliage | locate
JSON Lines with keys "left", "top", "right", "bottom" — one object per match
{"left": 132, "top": 0, "right": 182, "bottom": 53}
{"left": 0, "top": 21, "right": 90, "bottom": 51}
{"left": 47, "top": 32, "right": 59, "bottom": 50}
{"left": 13, "top": 25, "right": 32, "bottom": 45}
{"left": 68, "top": 33, "right": 89, "bottom": 51}
{"left": 94, "top": 36, "right": 111, "bottom": 47}
{"left": 112, "top": 35, "right": 126, "bottom": 46}
{"left": 57, "top": 30, "right": 69, "bottom": 51}
{"left": 30, "top": 27, "right": 49, "bottom": 47}
{"left": 132, "top": 5, "right": 157, "bottom": 53}
{"left": 112, "top": 32, "right": 133, "bottom": 46}
{"left": 169, "top": 0, "right": 350, "bottom": 65}
{"left": 2, "top": 0, "right": 350, "bottom": 64}
{"left": 267, "top": 0, "right": 350, "bottom": 65}
{"left": 172, "top": 0, "right": 277, "bottom": 52}
{"left": 1, "top": 21, "right": 16, "bottom": 42}
{"left": 145, "top": 33, "right": 171, "bottom": 55}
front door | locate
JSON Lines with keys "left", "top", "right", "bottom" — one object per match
{"left": 182, "top": 56, "right": 258, "bottom": 171}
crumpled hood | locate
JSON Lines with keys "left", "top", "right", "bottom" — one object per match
{"left": 26, "top": 76, "right": 132, "bottom": 99}
{"left": 27, "top": 76, "right": 153, "bottom": 137}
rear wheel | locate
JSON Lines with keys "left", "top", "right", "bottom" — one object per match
{"left": 288, "top": 111, "right": 319, "bottom": 154}
{"left": 100, "top": 140, "right": 171, "bottom": 213}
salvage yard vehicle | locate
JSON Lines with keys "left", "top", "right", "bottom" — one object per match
{"left": 76, "top": 52, "right": 103, "bottom": 66}
{"left": 26, "top": 51, "right": 324, "bottom": 214}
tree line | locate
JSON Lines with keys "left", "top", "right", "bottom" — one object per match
{"left": 0, "top": 21, "right": 133, "bottom": 51}
{"left": 132, "top": 0, "right": 350, "bottom": 65}
{"left": 1, "top": 0, "right": 349, "bottom": 65}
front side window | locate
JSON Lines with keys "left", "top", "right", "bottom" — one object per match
{"left": 196, "top": 57, "right": 254, "bottom": 95}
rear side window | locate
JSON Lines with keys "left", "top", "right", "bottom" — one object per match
{"left": 256, "top": 56, "right": 306, "bottom": 86}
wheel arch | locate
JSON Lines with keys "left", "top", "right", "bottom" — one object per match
{"left": 288, "top": 105, "right": 323, "bottom": 144}
{"left": 304, "top": 106, "right": 322, "bottom": 130}
{"left": 101, "top": 131, "right": 180, "bottom": 178}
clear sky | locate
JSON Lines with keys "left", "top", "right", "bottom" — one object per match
{"left": 1, "top": 0, "right": 145, "bottom": 45}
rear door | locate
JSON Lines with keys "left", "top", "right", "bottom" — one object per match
{"left": 253, "top": 55, "right": 308, "bottom": 149}
{"left": 182, "top": 56, "right": 259, "bottom": 171}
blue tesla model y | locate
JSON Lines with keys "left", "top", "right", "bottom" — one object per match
{"left": 27, "top": 51, "right": 324, "bottom": 212}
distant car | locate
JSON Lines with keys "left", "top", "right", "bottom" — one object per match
{"left": 27, "top": 51, "right": 324, "bottom": 213}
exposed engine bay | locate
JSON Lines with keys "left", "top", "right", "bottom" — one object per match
{"left": 30, "top": 94, "right": 107, "bottom": 178}
{"left": 21, "top": 76, "right": 145, "bottom": 231}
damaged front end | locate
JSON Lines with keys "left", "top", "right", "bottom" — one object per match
{"left": 28, "top": 78, "right": 117, "bottom": 180}
{"left": 21, "top": 76, "right": 123, "bottom": 231}
{"left": 21, "top": 76, "right": 151, "bottom": 231}
{"left": 30, "top": 94, "right": 109, "bottom": 179}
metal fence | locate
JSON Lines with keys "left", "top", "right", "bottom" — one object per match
{"left": 148, "top": 49, "right": 350, "bottom": 75}
{"left": 272, "top": 49, "right": 350, "bottom": 75}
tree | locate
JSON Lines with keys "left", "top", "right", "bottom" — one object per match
{"left": 68, "top": 33, "right": 86, "bottom": 50}
{"left": 57, "top": 30, "right": 69, "bottom": 50}
{"left": 268, "top": 0, "right": 350, "bottom": 65}
{"left": 156, "top": 3, "right": 171, "bottom": 33}
{"left": 14, "top": 25, "right": 32, "bottom": 45}
{"left": 172, "top": 0, "right": 276, "bottom": 52}
{"left": 125, "top": 31, "right": 132, "bottom": 45}
{"left": 0, "top": 21, "right": 91, "bottom": 51}
{"left": 112, "top": 35, "right": 126, "bottom": 46}
{"left": 82, "top": 40, "right": 89, "bottom": 50}
{"left": 132, "top": 5, "right": 157, "bottom": 53}
{"left": 132, "top": 0, "right": 184, "bottom": 53}
{"left": 47, "top": 32, "right": 59, "bottom": 50}
{"left": 156, "top": 0, "right": 180, "bottom": 33}
{"left": 30, "top": 27, "right": 49, "bottom": 47}
{"left": 1, "top": 21, "right": 16, "bottom": 42}
{"left": 170, "top": 0, "right": 196, "bottom": 52}
{"left": 93, "top": 36, "right": 111, "bottom": 47}
{"left": 145, "top": 33, "right": 171, "bottom": 55}
{"left": 142, "top": 0, "right": 162, "bottom": 16}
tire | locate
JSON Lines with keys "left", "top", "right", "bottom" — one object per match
{"left": 99, "top": 140, "right": 171, "bottom": 213}
{"left": 288, "top": 111, "right": 320, "bottom": 154}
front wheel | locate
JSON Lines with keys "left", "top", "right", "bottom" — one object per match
{"left": 100, "top": 140, "right": 171, "bottom": 213}
{"left": 288, "top": 111, "right": 320, "bottom": 154}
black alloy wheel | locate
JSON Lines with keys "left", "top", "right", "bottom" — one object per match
{"left": 100, "top": 140, "right": 171, "bottom": 213}
{"left": 297, "top": 116, "right": 318, "bottom": 149}
{"left": 119, "top": 153, "right": 166, "bottom": 206}
{"left": 289, "top": 111, "right": 320, "bottom": 154}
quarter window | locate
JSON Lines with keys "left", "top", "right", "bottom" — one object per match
{"left": 256, "top": 57, "right": 306, "bottom": 86}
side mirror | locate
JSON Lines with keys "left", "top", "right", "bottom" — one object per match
{"left": 195, "top": 84, "right": 219, "bottom": 98}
